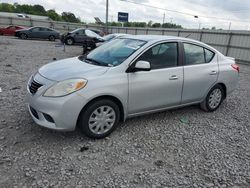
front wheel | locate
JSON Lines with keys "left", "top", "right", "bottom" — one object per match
{"left": 65, "top": 38, "right": 74, "bottom": 45}
{"left": 78, "top": 99, "right": 120, "bottom": 139}
{"left": 20, "top": 33, "right": 28, "bottom": 39}
{"left": 200, "top": 85, "right": 224, "bottom": 112}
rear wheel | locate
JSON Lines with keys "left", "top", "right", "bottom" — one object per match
{"left": 49, "top": 35, "right": 55, "bottom": 41}
{"left": 200, "top": 84, "right": 224, "bottom": 112}
{"left": 78, "top": 99, "right": 120, "bottom": 139}
{"left": 20, "top": 33, "right": 28, "bottom": 40}
{"left": 66, "top": 37, "right": 74, "bottom": 45}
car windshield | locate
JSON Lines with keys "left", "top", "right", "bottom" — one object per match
{"left": 103, "top": 34, "right": 116, "bottom": 41}
{"left": 79, "top": 38, "right": 146, "bottom": 67}
{"left": 85, "top": 29, "right": 103, "bottom": 40}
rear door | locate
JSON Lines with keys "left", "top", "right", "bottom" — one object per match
{"left": 181, "top": 42, "right": 218, "bottom": 103}
{"left": 128, "top": 42, "right": 184, "bottom": 114}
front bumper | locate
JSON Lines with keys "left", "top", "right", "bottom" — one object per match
{"left": 26, "top": 73, "right": 88, "bottom": 131}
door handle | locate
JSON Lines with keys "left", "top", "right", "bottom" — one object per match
{"left": 209, "top": 71, "right": 217, "bottom": 75}
{"left": 169, "top": 75, "right": 178, "bottom": 80}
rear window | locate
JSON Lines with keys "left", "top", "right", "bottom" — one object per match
{"left": 184, "top": 43, "right": 215, "bottom": 65}
{"left": 205, "top": 48, "right": 215, "bottom": 63}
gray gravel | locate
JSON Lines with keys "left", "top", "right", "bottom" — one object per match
{"left": 0, "top": 36, "right": 250, "bottom": 188}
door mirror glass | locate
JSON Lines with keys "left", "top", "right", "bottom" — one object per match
{"left": 134, "top": 60, "right": 151, "bottom": 72}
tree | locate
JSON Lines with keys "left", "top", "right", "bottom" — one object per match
{"left": 147, "top": 20, "right": 153, "bottom": 27}
{"left": 152, "top": 23, "right": 161, "bottom": 28}
{"left": 162, "top": 22, "right": 182, "bottom": 29}
{"left": 61, "top": 12, "right": 80, "bottom": 23}
{"left": 47, "top": 9, "right": 62, "bottom": 21}
{"left": 32, "top": 4, "right": 47, "bottom": 15}
{"left": 0, "top": 3, "right": 14, "bottom": 12}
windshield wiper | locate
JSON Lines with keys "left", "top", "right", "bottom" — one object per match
{"left": 85, "top": 58, "right": 109, "bottom": 67}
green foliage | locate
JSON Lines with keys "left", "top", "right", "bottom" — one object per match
{"left": 0, "top": 3, "right": 14, "bottom": 12}
{"left": 162, "top": 22, "right": 182, "bottom": 29}
{"left": 61, "top": 12, "right": 81, "bottom": 23}
{"left": 0, "top": 2, "right": 81, "bottom": 23}
{"left": 152, "top": 23, "right": 161, "bottom": 28}
{"left": 47, "top": 9, "right": 62, "bottom": 21}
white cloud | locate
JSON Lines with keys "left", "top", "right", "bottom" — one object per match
{"left": 2, "top": 0, "right": 250, "bottom": 30}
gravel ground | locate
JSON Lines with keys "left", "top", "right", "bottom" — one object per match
{"left": 0, "top": 36, "right": 250, "bottom": 188}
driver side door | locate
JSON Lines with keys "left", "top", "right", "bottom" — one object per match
{"left": 128, "top": 42, "right": 184, "bottom": 115}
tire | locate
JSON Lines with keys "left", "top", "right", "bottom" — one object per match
{"left": 20, "top": 33, "right": 28, "bottom": 40}
{"left": 78, "top": 99, "right": 120, "bottom": 139}
{"left": 200, "top": 84, "right": 225, "bottom": 112}
{"left": 49, "top": 35, "right": 55, "bottom": 41}
{"left": 65, "top": 37, "right": 74, "bottom": 45}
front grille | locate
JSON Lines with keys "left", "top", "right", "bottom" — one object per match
{"left": 29, "top": 79, "right": 43, "bottom": 94}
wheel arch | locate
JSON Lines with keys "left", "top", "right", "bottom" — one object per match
{"left": 216, "top": 82, "right": 227, "bottom": 98}
{"left": 77, "top": 95, "right": 125, "bottom": 128}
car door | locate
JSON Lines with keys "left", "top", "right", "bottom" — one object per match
{"left": 181, "top": 42, "right": 218, "bottom": 103}
{"left": 6, "top": 26, "right": 16, "bottom": 35}
{"left": 29, "top": 27, "right": 41, "bottom": 38}
{"left": 74, "top": 29, "right": 86, "bottom": 43}
{"left": 128, "top": 42, "right": 184, "bottom": 114}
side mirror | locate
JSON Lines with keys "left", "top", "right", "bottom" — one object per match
{"left": 127, "top": 60, "right": 151, "bottom": 72}
{"left": 75, "top": 32, "right": 79, "bottom": 35}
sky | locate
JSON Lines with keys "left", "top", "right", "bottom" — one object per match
{"left": 2, "top": 0, "right": 250, "bottom": 30}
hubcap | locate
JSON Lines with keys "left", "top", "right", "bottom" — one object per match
{"left": 208, "top": 88, "right": 222, "bottom": 109}
{"left": 67, "top": 39, "right": 73, "bottom": 45}
{"left": 21, "top": 34, "right": 26, "bottom": 39}
{"left": 88, "top": 106, "right": 116, "bottom": 135}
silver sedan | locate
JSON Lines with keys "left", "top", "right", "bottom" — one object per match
{"left": 27, "top": 35, "right": 239, "bottom": 138}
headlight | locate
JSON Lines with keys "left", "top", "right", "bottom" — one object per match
{"left": 43, "top": 79, "right": 87, "bottom": 97}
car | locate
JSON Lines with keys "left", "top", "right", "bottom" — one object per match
{"left": 90, "top": 28, "right": 105, "bottom": 37}
{"left": 15, "top": 26, "right": 60, "bottom": 41}
{"left": 82, "top": 33, "right": 129, "bottom": 55}
{"left": 26, "top": 35, "right": 239, "bottom": 139}
{"left": 103, "top": 33, "right": 129, "bottom": 42}
{"left": 60, "top": 28, "right": 104, "bottom": 45}
{"left": 0, "top": 25, "right": 26, "bottom": 36}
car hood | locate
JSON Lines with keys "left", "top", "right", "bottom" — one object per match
{"left": 38, "top": 57, "right": 109, "bottom": 81}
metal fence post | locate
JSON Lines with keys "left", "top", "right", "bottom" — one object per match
{"left": 199, "top": 31, "right": 203, "bottom": 41}
{"left": 226, "top": 32, "right": 233, "bottom": 56}
{"left": 162, "top": 29, "right": 165, "bottom": 35}
{"left": 10, "top": 17, "right": 13, "bottom": 25}
{"left": 30, "top": 18, "right": 33, "bottom": 27}
{"left": 178, "top": 30, "right": 180, "bottom": 36}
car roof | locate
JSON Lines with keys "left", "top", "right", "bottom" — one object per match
{"left": 124, "top": 34, "right": 198, "bottom": 42}
{"left": 123, "top": 34, "right": 220, "bottom": 53}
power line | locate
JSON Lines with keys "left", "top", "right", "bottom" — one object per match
{"left": 119, "top": 0, "right": 250, "bottom": 23}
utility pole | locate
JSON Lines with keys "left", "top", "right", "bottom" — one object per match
{"left": 106, "top": 0, "right": 109, "bottom": 34}
{"left": 228, "top": 22, "right": 231, "bottom": 31}
{"left": 162, "top": 13, "right": 165, "bottom": 27}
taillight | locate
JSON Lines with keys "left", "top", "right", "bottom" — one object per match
{"left": 231, "top": 64, "right": 239, "bottom": 73}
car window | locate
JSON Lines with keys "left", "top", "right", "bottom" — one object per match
{"left": 184, "top": 43, "right": 206, "bottom": 65}
{"left": 137, "top": 42, "right": 178, "bottom": 69}
{"left": 204, "top": 48, "right": 215, "bottom": 63}
{"left": 76, "top": 29, "right": 85, "bottom": 35}
{"left": 39, "top": 28, "right": 47, "bottom": 31}
{"left": 31, "top": 27, "right": 40, "bottom": 32}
